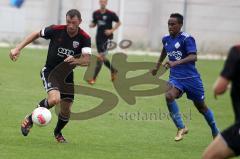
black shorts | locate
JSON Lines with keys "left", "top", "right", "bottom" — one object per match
{"left": 96, "top": 35, "right": 111, "bottom": 53}
{"left": 40, "top": 67, "right": 74, "bottom": 100}
{"left": 221, "top": 122, "right": 240, "bottom": 156}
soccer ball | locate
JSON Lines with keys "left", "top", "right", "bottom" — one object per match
{"left": 32, "top": 107, "right": 52, "bottom": 126}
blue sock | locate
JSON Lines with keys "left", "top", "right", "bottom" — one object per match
{"left": 167, "top": 100, "right": 185, "bottom": 129}
{"left": 202, "top": 108, "right": 219, "bottom": 136}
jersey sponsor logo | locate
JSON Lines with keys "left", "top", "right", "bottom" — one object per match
{"left": 175, "top": 42, "right": 180, "bottom": 49}
{"left": 98, "top": 20, "right": 106, "bottom": 26}
{"left": 57, "top": 47, "right": 75, "bottom": 57}
{"left": 167, "top": 51, "right": 182, "bottom": 60}
{"left": 73, "top": 41, "right": 79, "bottom": 48}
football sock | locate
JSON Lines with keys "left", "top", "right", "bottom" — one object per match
{"left": 167, "top": 100, "right": 185, "bottom": 129}
{"left": 93, "top": 60, "right": 103, "bottom": 79}
{"left": 201, "top": 108, "right": 219, "bottom": 135}
{"left": 38, "top": 98, "right": 50, "bottom": 109}
{"left": 54, "top": 114, "right": 69, "bottom": 135}
{"left": 103, "top": 59, "right": 115, "bottom": 73}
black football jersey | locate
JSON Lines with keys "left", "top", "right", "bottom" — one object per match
{"left": 40, "top": 25, "right": 91, "bottom": 69}
{"left": 92, "top": 9, "right": 119, "bottom": 39}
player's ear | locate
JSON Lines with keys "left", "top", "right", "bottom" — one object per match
{"left": 79, "top": 18, "right": 82, "bottom": 24}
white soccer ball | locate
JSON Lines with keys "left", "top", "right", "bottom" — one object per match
{"left": 32, "top": 107, "right": 52, "bottom": 126}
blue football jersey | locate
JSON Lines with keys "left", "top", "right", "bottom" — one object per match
{"left": 162, "top": 32, "right": 200, "bottom": 79}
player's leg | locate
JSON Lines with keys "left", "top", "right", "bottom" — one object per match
{"left": 21, "top": 90, "right": 61, "bottom": 136}
{"left": 101, "top": 39, "right": 118, "bottom": 81}
{"left": 54, "top": 71, "right": 74, "bottom": 143}
{"left": 165, "top": 79, "right": 188, "bottom": 141}
{"left": 21, "top": 67, "right": 61, "bottom": 136}
{"left": 202, "top": 123, "right": 240, "bottom": 159}
{"left": 202, "top": 135, "right": 235, "bottom": 159}
{"left": 54, "top": 98, "right": 73, "bottom": 143}
{"left": 193, "top": 100, "right": 219, "bottom": 137}
{"left": 102, "top": 55, "right": 118, "bottom": 81}
{"left": 87, "top": 37, "right": 104, "bottom": 84}
{"left": 185, "top": 77, "right": 219, "bottom": 137}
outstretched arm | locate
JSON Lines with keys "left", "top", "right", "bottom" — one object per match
{"left": 10, "top": 31, "right": 40, "bottom": 61}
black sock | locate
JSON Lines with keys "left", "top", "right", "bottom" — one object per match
{"left": 93, "top": 60, "right": 103, "bottom": 79}
{"left": 27, "top": 99, "right": 50, "bottom": 125}
{"left": 103, "top": 59, "right": 116, "bottom": 73}
{"left": 54, "top": 114, "right": 69, "bottom": 135}
{"left": 38, "top": 98, "right": 50, "bottom": 109}
{"left": 27, "top": 114, "right": 33, "bottom": 124}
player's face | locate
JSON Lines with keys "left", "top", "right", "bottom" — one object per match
{"left": 66, "top": 15, "right": 81, "bottom": 35}
{"left": 168, "top": 18, "right": 182, "bottom": 36}
{"left": 99, "top": 0, "right": 108, "bottom": 9}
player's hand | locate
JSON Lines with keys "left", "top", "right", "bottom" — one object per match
{"left": 164, "top": 61, "right": 179, "bottom": 68}
{"left": 151, "top": 68, "right": 159, "bottom": 76}
{"left": 64, "top": 55, "right": 78, "bottom": 65}
{"left": 105, "top": 29, "right": 113, "bottom": 36}
{"left": 9, "top": 48, "right": 20, "bottom": 61}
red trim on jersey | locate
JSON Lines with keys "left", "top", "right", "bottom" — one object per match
{"left": 79, "top": 28, "right": 90, "bottom": 39}
{"left": 52, "top": 25, "right": 66, "bottom": 30}
{"left": 106, "top": 9, "right": 115, "bottom": 14}
{"left": 95, "top": 9, "right": 115, "bottom": 14}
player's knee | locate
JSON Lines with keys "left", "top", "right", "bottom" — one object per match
{"left": 165, "top": 93, "right": 175, "bottom": 102}
{"left": 60, "top": 109, "right": 71, "bottom": 118}
{"left": 48, "top": 97, "right": 61, "bottom": 106}
{"left": 196, "top": 105, "right": 208, "bottom": 114}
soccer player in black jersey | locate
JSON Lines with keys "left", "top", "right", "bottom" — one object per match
{"left": 9, "top": 9, "right": 91, "bottom": 143}
{"left": 202, "top": 45, "right": 240, "bottom": 159}
{"left": 87, "top": 0, "right": 121, "bottom": 85}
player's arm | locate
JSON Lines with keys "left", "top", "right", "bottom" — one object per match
{"left": 151, "top": 47, "right": 167, "bottom": 76}
{"left": 105, "top": 21, "right": 121, "bottom": 36}
{"left": 213, "top": 46, "right": 239, "bottom": 98}
{"left": 213, "top": 76, "right": 230, "bottom": 98}
{"left": 105, "top": 12, "right": 121, "bottom": 36}
{"left": 9, "top": 31, "right": 40, "bottom": 61}
{"left": 65, "top": 38, "right": 92, "bottom": 66}
{"left": 89, "top": 22, "right": 96, "bottom": 28}
{"left": 89, "top": 12, "right": 97, "bottom": 28}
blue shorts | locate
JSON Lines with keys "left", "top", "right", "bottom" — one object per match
{"left": 169, "top": 76, "right": 205, "bottom": 102}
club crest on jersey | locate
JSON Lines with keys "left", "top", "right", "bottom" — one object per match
{"left": 103, "top": 15, "right": 107, "bottom": 20}
{"left": 175, "top": 42, "right": 180, "bottom": 49}
{"left": 73, "top": 41, "right": 79, "bottom": 48}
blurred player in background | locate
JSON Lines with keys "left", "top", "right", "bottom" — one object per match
{"left": 202, "top": 45, "right": 240, "bottom": 159}
{"left": 87, "top": 0, "right": 121, "bottom": 85}
{"left": 151, "top": 13, "right": 219, "bottom": 141}
{"left": 9, "top": 9, "right": 91, "bottom": 143}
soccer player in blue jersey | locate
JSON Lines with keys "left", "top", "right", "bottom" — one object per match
{"left": 151, "top": 13, "right": 219, "bottom": 141}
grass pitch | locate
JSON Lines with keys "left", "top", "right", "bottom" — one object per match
{"left": 0, "top": 47, "right": 236, "bottom": 159}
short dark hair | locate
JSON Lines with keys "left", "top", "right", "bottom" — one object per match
{"left": 66, "top": 9, "right": 81, "bottom": 20}
{"left": 170, "top": 13, "right": 183, "bottom": 24}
